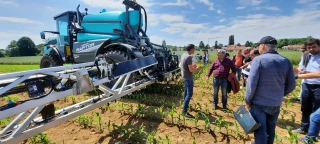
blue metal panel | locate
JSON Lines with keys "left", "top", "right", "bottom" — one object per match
{"left": 77, "top": 10, "right": 143, "bottom": 42}
{"left": 77, "top": 33, "right": 119, "bottom": 42}
{"left": 112, "top": 56, "right": 157, "bottom": 77}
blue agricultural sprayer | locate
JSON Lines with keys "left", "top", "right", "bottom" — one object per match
{"left": 0, "top": 1, "right": 181, "bottom": 143}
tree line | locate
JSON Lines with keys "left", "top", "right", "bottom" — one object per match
{"left": 0, "top": 36, "right": 44, "bottom": 58}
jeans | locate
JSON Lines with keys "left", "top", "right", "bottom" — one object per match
{"left": 213, "top": 78, "right": 228, "bottom": 108}
{"left": 250, "top": 104, "right": 280, "bottom": 144}
{"left": 182, "top": 79, "right": 194, "bottom": 113}
{"left": 305, "top": 108, "right": 320, "bottom": 143}
{"left": 300, "top": 83, "right": 320, "bottom": 131}
{"left": 235, "top": 66, "right": 241, "bottom": 81}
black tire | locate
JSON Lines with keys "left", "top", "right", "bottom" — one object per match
{"left": 40, "top": 55, "right": 63, "bottom": 68}
{"left": 103, "top": 51, "right": 139, "bottom": 89}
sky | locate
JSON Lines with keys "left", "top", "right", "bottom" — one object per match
{"left": 0, "top": 0, "right": 320, "bottom": 49}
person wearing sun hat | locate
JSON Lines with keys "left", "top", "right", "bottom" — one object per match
{"left": 245, "top": 36, "right": 296, "bottom": 144}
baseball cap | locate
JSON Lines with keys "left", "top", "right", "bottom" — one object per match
{"left": 258, "top": 36, "right": 277, "bottom": 45}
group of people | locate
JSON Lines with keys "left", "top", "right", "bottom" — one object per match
{"left": 180, "top": 36, "right": 320, "bottom": 144}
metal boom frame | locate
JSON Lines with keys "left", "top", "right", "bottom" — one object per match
{"left": 0, "top": 57, "right": 161, "bottom": 144}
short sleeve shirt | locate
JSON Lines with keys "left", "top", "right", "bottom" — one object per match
{"left": 180, "top": 53, "right": 193, "bottom": 80}
{"left": 244, "top": 55, "right": 252, "bottom": 63}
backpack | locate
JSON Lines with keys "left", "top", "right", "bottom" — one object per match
{"left": 302, "top": 51, "right": 311, "bottom": 68}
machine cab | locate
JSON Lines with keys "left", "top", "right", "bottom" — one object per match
{"left": 53, "top": 11, "right": 78, "bottom": 46}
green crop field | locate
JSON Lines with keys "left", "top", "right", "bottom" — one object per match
{"left": 0, "top": 56, "right": 42, "bottom": 65}
{"left": 175, "top": 49, "right": 301, "bottom": 65}
{"left": 0, "top": 65, "right": 39, "bottom": 74}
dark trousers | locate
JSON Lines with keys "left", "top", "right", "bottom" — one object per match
{"left": 250, "top": 105, "right": 280, "bottom": 144}
{"left": 213, "top": 78, "right": 228, "bottom": 108}
{"left": 182, "top": 79, "right": 194, "bottom": 113}
{"left": 300, "top": 83, "right": 320, "bottom": 131}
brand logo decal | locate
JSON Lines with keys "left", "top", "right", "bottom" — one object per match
{"left": 76, "top": 43, "right": 95, "bottom": 52}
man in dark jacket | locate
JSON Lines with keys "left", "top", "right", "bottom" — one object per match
{"left": 245, "top": 36, "right": 296, "bottom": 144}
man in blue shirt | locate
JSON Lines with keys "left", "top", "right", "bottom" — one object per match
{"left": 294, "top": 71, "right": 320, "bottom": 143}
{"left": 293, "top": 38, "right": 320, "bottom": 134}
{"left": 245, "top": 36, "right": 296, "bottom": 144}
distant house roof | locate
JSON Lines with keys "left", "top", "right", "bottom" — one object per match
{"left": 282, "top": 45, "right": 303, "bottom": 50}
{"left": 225, "top": 45, "right": 248, "bottom": 51}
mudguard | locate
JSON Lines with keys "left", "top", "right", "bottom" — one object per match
{"left": 45, "top": 45, "right": 64, "bottom": 63}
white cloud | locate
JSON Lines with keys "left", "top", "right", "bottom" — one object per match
{"left": 81, "top": 0, "right": 154, "bottom": 10}
{"left": 197, "top": 0, "right": 214, "bottom": 11}
{"left": 148, "top": 13, "right": 184, "bottom": 26}
{"left": 158, "top": 9, "right": 320, "bottom": 47}
{"left": 46, "top": 6, "right": 56, "bottom": 12}
{"left": 238, "top": 0, "right": 264, "bottom": 7}
{"left": 0, "top": 0, "right": 18, "bottom": 6}
{"left": 148, "top": 35, "right": 166, "bottom": 45}
{"left": 297, "top": 0, "right": 317, "bottom": 4}
{"left": 265, "top": 6, "right": 280, "bottom": 11}
{"left": 217, "top": 9, "right": 223, "bottom": 14}
{"left": 236, "top": 6, "right": 245, "bottom": 10}
{"left": 213, "top": 25, "right": 226, "bottom": 30}
{"left": 0, "top": 17, "right": 43, "bottom": 25}
{"left": 160, "top": 22, "right": 210, "bottom": 35}
{"left": 219, "top": 18, "right": 226, "bottom": 22}
{"left": 161, "top": 0, "right": 188, "bottom": 6}
{"left": 200, "top": 14, "right": 208, "bottom": 17}
{"left": 251, "top": 6, "right": 280, "bottom": 11}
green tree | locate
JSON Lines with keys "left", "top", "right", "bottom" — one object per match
{"left": 214, "top": 40, "right": 218, "bottom": 49}
{"left": 36, "top": 44, "right": 44, "bottom": 56}
{"left": 218, "top": 44, "right": 223, "bottom": 49}
{"left": 229, "top": 35, "right": 235, "bottom": 45}
{"left": 17, "top": 36, "right": 38, "bottom": 56}
{"left": 0, "top": 51, "right": 4, "bottom": 58}
{"left": 199, "top": 41, "right": 205, "bottom": 49}
{"left": 172, "top": 46, "right": 177, "bottom": 51}
{"left": 237, "top": 43, "right": 241, "bottom": 46}
{"left": 5, "top": 40, "right": 19, "bottom": 57}
{"left": 205, "top": 44, "right": 210, "bottom": 49}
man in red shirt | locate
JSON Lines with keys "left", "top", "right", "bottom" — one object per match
{"left": 206, "top": 49, "right": 236, "bottom": 110}
{"left": 232, "top": 50, "right": 245, "bottom": 81}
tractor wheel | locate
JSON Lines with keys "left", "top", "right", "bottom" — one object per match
{"left": 103, "top": 51, "right": 139, "bottom": 89}
{"left": 40, "top": 55, "right": 63, "bottom": 68}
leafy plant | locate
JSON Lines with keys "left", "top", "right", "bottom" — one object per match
{"left": 77, "top": 114, "right": 94, "bottom": 129}
{"left": 169, "top": 105, "right": 176, "bottom": 123}
{"left": 201, "top": 112, "right": 211, "bottom": 132}
{"left": 95, "top": 112, "right": 103, "bottom": 132}
{"left": 286, "top": 126, "right": 298, "bottom": 144}
{"left": 193, "top": 113, "right": 199, "bottom": 127}
{"left": 224, "top": 121, "right": 231, "bottom": 135}
{"left": 215, "top": 116, "right": 224, "bottom": 133}
{"left": 146, "top": 131, "right": 157, "bottom": 144}
{"left": 235, "top": 122, "right": 240, "bottom": 138}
